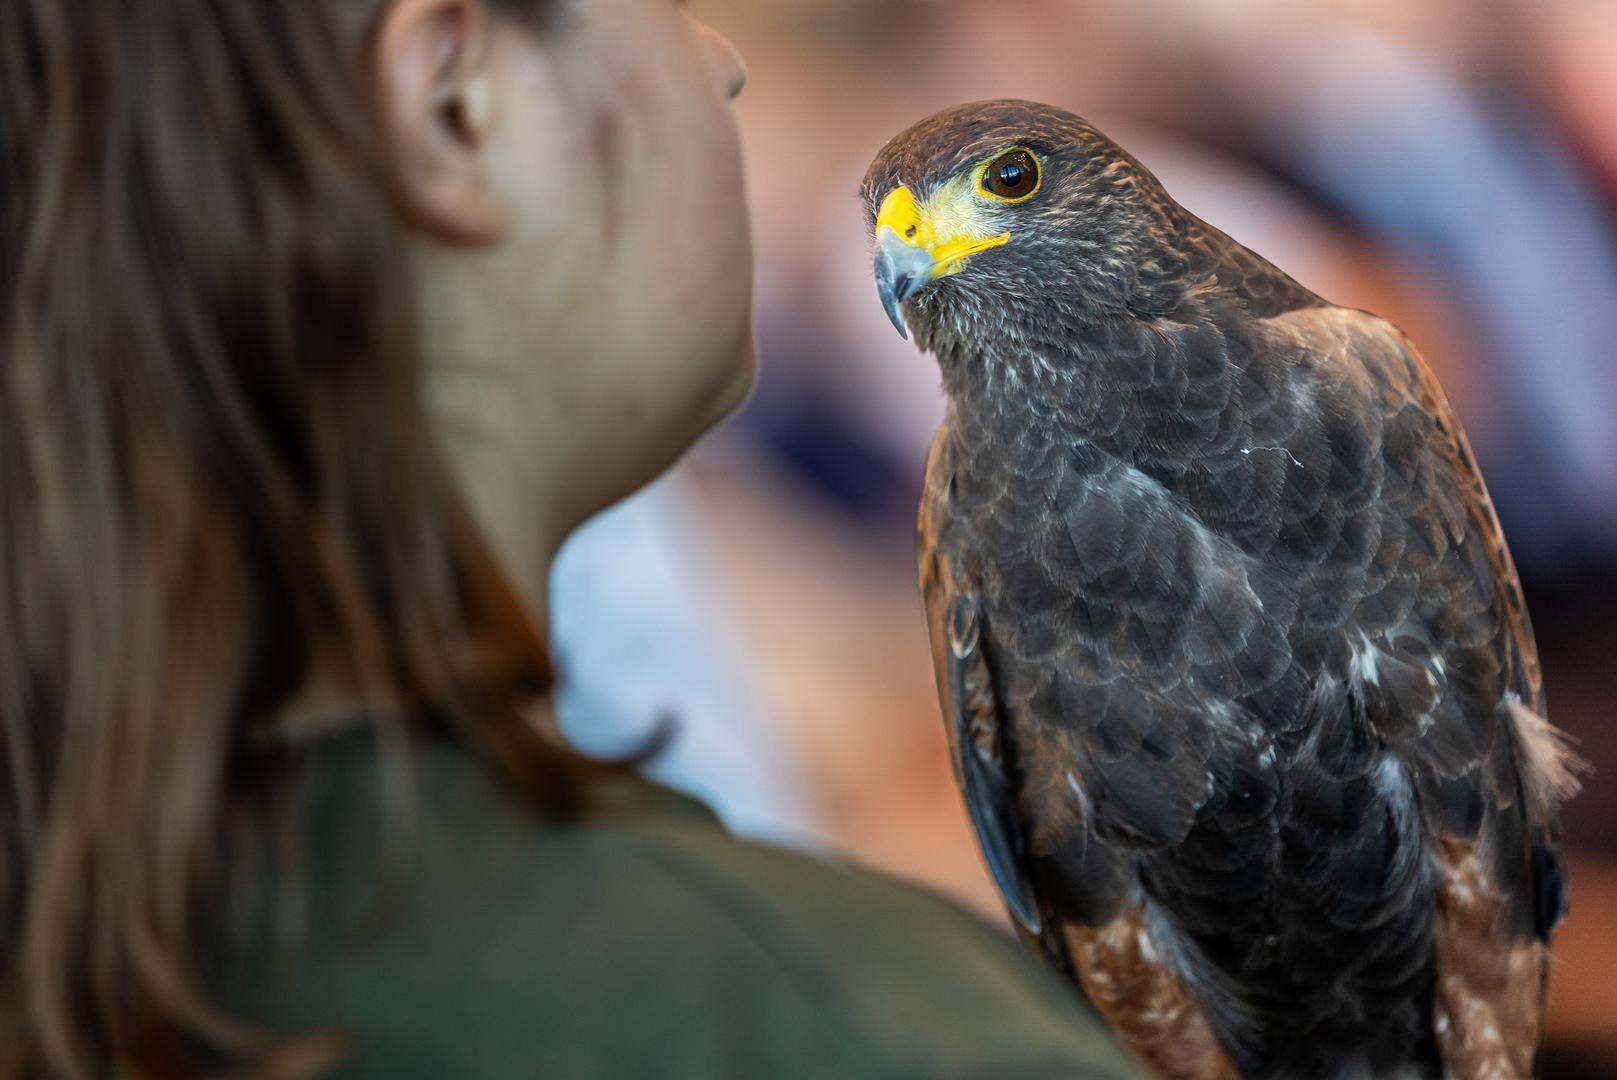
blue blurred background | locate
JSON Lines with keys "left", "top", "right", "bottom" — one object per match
{"left": 555, "top": 1, "right": 1617, "bottom": 1072}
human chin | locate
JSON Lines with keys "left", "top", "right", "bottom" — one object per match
{"left": 702, "top": 326, "right": 757, "bottom": 428}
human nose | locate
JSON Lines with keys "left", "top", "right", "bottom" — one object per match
{"left": 694, "top": 21, "right": 746, "bottom": 100}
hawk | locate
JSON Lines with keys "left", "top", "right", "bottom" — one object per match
{"left": 861, "top": 100, "right": 1581, "bottom": 1080}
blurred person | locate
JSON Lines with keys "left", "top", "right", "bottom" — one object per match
{"left": 0, "top": 1, "right": 1141, "bottom": 1078}
{"left": 1535, "top": 0, "right": 1617, "bottom": 196}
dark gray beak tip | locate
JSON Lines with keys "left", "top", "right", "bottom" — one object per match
{"left": 873, "top": 247, "right": 910, "bottom": 340}
{"left": 873, "top": 227, "right": 936, "bottom": 342}
{"left": 881, "top": 285, "right": 910, "bottom": 340}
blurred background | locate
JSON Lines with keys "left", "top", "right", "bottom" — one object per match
{"left": 554, "top": 0, "right": 1617, "bottom": 1074}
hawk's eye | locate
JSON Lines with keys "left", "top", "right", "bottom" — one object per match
{"left": 981, "top": 150, "right": 1040, "bottom": 201}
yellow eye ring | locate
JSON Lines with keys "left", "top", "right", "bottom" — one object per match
{"left": 978, "top": 148, "right": 1042, "bottom": 203}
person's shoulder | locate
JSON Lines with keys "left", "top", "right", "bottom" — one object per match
{"left": 608, "top": 806, "right": 1139, "bottom": 1079}
{"left": 236, "top": 734, "right": 1139, "bottom": 1079}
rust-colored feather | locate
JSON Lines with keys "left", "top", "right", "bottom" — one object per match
{"left": 1432, "top": 838, "right": 1545, "bottom": 1080}
{"left": 1065, "top": 911, "right": 1239, "bottom": 1080}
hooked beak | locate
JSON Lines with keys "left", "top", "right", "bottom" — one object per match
{"left": 870, "top": 184, "right": 1010, "bottom": 340}
{"left": 875, "top": 224, "right": 937, "bottom": 340}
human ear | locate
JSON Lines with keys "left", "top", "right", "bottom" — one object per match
{"left": 371, "top": 0, "right": 508, "bottom": 244}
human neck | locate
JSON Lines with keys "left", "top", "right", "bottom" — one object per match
{"left": 416, "top": 262, "right": 576, "bottom": 638}
{"left": 439, "top": 426, "right": 567, "bottom": 635}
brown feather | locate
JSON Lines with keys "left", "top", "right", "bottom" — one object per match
{"left": 1432, "top": 837, "right": 1546, "bottom": 1080}
{"left": 1065, "top": 910, "right": 1239, "bottom": 1080}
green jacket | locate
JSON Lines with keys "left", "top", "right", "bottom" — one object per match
{"left": 222, "top": 732, "right": 1140, "bottom": 1079}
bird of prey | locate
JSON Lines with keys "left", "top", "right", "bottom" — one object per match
{"left": 860, "top": 101, "right": 1581, "bottom": 1080}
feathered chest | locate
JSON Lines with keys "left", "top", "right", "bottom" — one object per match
{"left": 936, "top": 378, "right": 1306, "bottom": 713}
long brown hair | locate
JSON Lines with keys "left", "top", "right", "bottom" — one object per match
{"left": 0, "top": 1, "right": 591, "bottom": 1075}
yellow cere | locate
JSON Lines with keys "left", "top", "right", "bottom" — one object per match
{"left": 875, "top": 177, "right": 1012, "bottom": 281}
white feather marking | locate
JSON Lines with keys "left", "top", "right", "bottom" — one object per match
{"left": 1240, "top": 445, "right": 1305, "bottom": 469}
{"left": 1350, "top": 636, "right": 1382, "bottom": 687}
{"left": 1504, "top": 692, "right": 1588, "bottom": 806}
{"left": 1065, "top": 770, "right": 1094, "bottom": 817}
{"left": 1137, "top": 924, "right": 1158, "bottom": 964}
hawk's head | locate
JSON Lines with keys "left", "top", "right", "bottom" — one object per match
{"left": 860, "top": 100, "right": 1178, "bottom": 348}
